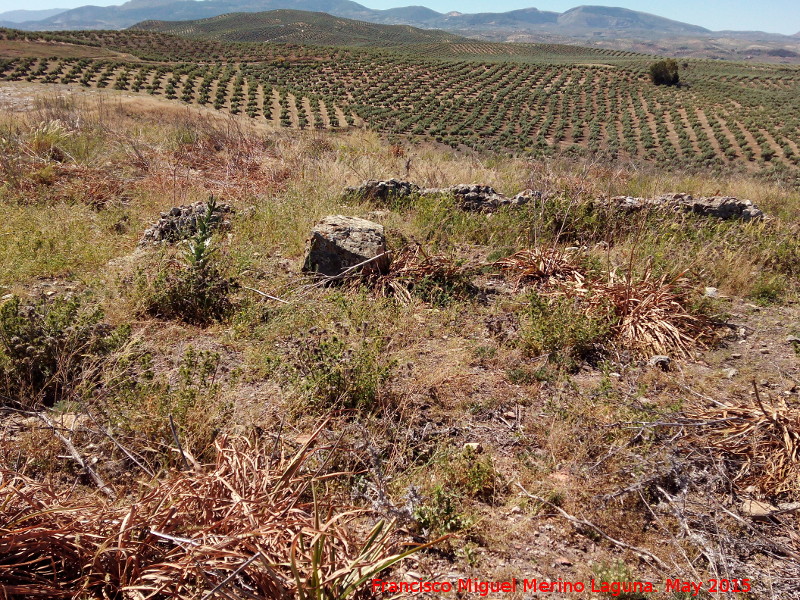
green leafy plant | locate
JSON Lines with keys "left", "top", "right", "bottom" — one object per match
{"left": 0, "top": 293, "right": 129, "bottom": 407}
{"left": 414, "top": 485, "right": 472, "bottom": 538}
{"left": 288, "top": 332, "right": 394, "bottom": 413}
{"left": 136, "top": 197, "right": 236, "bottom": 325}
{"left": 102, "top": 347, "right": 228, "bottom": 466}
{"left": 444, "top": 447, "right": 501, "bottom": 501}
{"left": 649, "top": 58, "right": 680, "bottom": 86}
{"left": 522, "top": 292, "right": 613, "bottom": 370}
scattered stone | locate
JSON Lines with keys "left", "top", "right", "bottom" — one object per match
{"left": 553, "top": 556, "right": 573, "bottom": 567}
{"left": 730, "top": 353, "right": 742, "bottom": 359}
{"left": 140, "top": 200, "right": 233, "bottom": 245}
{"left": 363, "top": 209, "right": 390, "bottom": 222}
{"left": 608, "top": 193, "right": 764, "bottom": 221}
{"left": 787, "top": 335, "right": 800, "bottom": 344}
{"left": 344, "top": 179, "right": 419, "bottom": 201}
{"left": 302, "top": 215, "right": 389, "bottom": 277}
{"left": 741, "top": 499, "right": 779, "bottom": 520}
{"left": 440, "top": 184, "right": 537, "bottom": 212}
{"left": 648, "top": 355, "right": 672, "bottom": 371}
{"left": 463, "top": 442, "right": 483, "bottom": 453}
{"left": 441, "top": 183, "right": 509, "bottom": 212}
{"left": 342, "top": 180, "right": 546, "bottom": 213}
{"left": 724, "top": 368, "right": 739, "bottom": 379}
{"left": 680, "top": 194, "right": 764, "bottom": 221}
{"left": 704, "top": 286, "right": 718, "bottom": 298}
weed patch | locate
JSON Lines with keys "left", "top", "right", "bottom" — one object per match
{"left": 284, "top": 329, "right": 394, "bottom": 413}
{"left": 134, "top": 198, "right": 237, "bottom": 325}
{"left": 0, "top": 293, "right": 129, "bottom": 408}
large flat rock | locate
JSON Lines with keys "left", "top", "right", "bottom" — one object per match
{"left": 302, "top": 215, "right": 389, "bottom": 277}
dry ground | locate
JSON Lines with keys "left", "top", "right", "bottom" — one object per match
{"left": 0, "top": 82, "right": 799, "bottom": 599}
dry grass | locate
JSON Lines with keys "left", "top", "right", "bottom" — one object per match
{"left": 0, "top": 423, "right": 422, "bottom": 599}
{"left": 532, "top": 262, "right": 711, "bottom": 358}
{"left": 580, "top": 268, "right": 712, "bottom": 358}
{"left": 493, "top": 247, "right": 585, "bottom": 288}
{"left": 686, "top": 384, "right": 800, "bottom": 497}
{"left": 361, "top": 244, "right": 471, "bottom": 305}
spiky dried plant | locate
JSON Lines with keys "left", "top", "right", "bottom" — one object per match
{"left": 0, "top": 422, "right": 428, "bottom": 599}
{"left": 493, "top": 248, "right": 586, "bottom": 289}
{"left": 552, "top": 266, "right": 712, "bottom": 358}
{"left": 685, "top": 385, "right": 800, "bottom": 498}
{"left": 363, "top": 244, "right": 470, "bottom": 305}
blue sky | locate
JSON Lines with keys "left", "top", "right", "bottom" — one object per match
{"left": 1, "top": 0, "right": 798, "bottom": 35}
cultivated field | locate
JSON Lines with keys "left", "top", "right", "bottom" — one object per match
{"left": 1, "top": 20, "right": 799, "bottom": 600}
{"left": 2, "top": 27, "right": 799, "bottom": 174}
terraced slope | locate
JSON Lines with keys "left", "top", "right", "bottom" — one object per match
{"left": 1, "top": 27, "right": 799, "bottom": 172}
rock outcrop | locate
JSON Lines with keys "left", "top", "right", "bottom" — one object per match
{"left": 303, "top": 215, "right": 389, "bottom": 277}
{"left": 345, "top": 179, "right": 541, "bottom": 212}
{"left": 140, "top": 200, "right": 233, "bottom": 245}
{"left": 345, "top": 179, "right": 420, "bottom": 201}
{"left": 435, "top": 184, "right": 538, "bottom": 212}
{"left": 608, "top": 193, "right": 764, "bottom": 221}
{"left": 344, "top": 181, "right": 765, "bottom": 220}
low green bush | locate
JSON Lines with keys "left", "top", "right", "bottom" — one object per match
{"left": 522, "top": 292, "right": 613, "bottom": 370}
{"left": 134, "top": 199, "right": 236, "bottom": 325}
{"left": 0, "top": 293, "right": 129, "bottom": 407}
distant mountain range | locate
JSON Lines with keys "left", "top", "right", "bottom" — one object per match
{"left": 1, "top": 1, "right": 798, "bottom": 63}
{"left": 0, "top": 0, "right": 717, "bottom": 35}
{"left": 134, "top": 8, "right": 468, "bottom": 46}
{"left": 0, "top": 8, "right": 68, "bottom": 23}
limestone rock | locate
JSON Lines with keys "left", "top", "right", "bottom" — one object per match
{"left": 345, "top": 179, "right": 419, "bottom": 201}
{"left": 608, "top": 193, "right": 764, "bottom": 221}
{"left": 303, "top": 215, "right": 389, "bottom": 277}
{"left": 343, "top": 180, "right": 545, "bottom": 213}
{"left": 140, "top": 200, "right": 233, "bottom": 245}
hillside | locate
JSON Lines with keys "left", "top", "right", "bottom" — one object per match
{"left": 0, "top": 0, "right": 745, "bottom": 37}
{"left": 556, "top": 5, "right": 708, "bottom": 33}
{"left": 0, "top": 8, "right": 68, "bottom": 23}
{"left": 133, "top": 9, "right": 468, "bottom": 46}
{"left": 0, "top": 6, "right": 800, "bottom": 596}
{"left": 0, "top": 66, "right": 798, "bottom": 598}
{"left": 2, "top": 27, "right": 799, "bottom": 175}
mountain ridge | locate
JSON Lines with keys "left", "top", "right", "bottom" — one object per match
{"left": 2, "top": 0, "right": 727, "bottom": 35}
{"left": 132, "top": 8, "right": 470, "bottom": 46}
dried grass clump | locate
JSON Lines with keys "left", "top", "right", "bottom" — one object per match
{"left": 578, "top": 268, "right": 710, "bottom": 357}
{"left": 0, "top": 426, "right": 420, "bottom": 599}
{"left": 685, "top": 386, "right": 800, "bottom": 497}
{"left": 493, "top": 248, "right": 586, "bottom": 288}
{"left": 365, "top": 244, "right": 471, "bottom": 305}
{"left": 548, "top": 266, "right": 712, "bottom": 358}
{"left": 497, "top": 245, "right": 713, "bottom": 358}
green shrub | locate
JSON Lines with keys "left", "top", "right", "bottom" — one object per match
{"left": 649, "top": 59, "right": 680, "bottom": 86}
{"left": 414, "top": 485, "right": 472, "bottom": 538}
{"left": 135, "top": 199, "right": 236, "bottom": 325}
{"left": 748, "top": 274, "right": 786, "bottom": 306}
{"left": 444, "top": 447, "right": 501, "bottom": 501}
{"left": 522, "top": 292, "right": 613, "bottom": 370}
{"left": 102, "top": 347, "right": 228, "bottom": 465}
{"left": 287, "top": 332, "right": 393, "bottom": 412}
{"left": 0, "top": 294, "right": 129, "bottom": 407}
